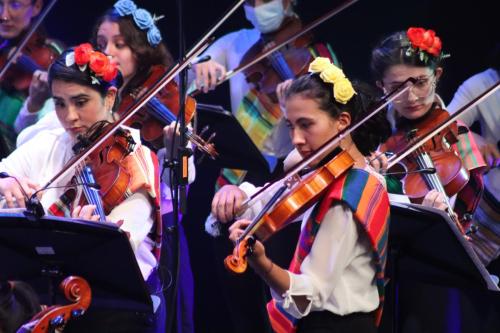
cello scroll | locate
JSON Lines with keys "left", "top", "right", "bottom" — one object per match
{"left": 17, "top": 276, "right": 91, "bottom": 333}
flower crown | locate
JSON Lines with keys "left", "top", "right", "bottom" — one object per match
{"left": 405, "top": 27, "right": 449, "bottom": 63}
{"left": 65, "top": 43, "right": 118, "bottom": 85}
{"left": 113, "top": 0, "right": 163, "bottom": 47}
{"left": 308, "top": 57, "right": 356, "bottom": 104}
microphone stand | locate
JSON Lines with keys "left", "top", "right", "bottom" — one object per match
{"left": 164, "top": 0, "right": 189, "bottom": 332}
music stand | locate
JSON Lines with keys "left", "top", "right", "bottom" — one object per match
{"left": 386, "top": 202, "right": 499, "bottom": 333}
{"left": 194, "top": 103, "right": 271, "bottom": 173}
{"left": 388, "top": 202, "right": 498, "bottom": 291}
{"left": 0, "top": 212, "right": 152, "bottom": 312}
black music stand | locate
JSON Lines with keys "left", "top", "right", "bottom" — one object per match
{"left": 0, "top": 212, "right": 152, "bottom": 312}
{"left": 195, "top": 103, "right": 271, "bottom": 173}
{"left": 384, "top": 202, "right": 499, "bottom": 333}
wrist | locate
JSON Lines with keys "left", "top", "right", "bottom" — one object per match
{"left": 250, "top": 255, "right": 274, "bottom": 276}
{"left": 27, "top": 97, "right": 44, "bottom": 114}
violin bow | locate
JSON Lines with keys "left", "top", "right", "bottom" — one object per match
{"left": 41, "top": 0, "right": 250, "bottom": 192}
{"left": 240, "top": 78, "right": 416, "bottom": 211}
{"left": 0, "top": 0, "right": 58, "bottom": 80}
{"left": 189, "top": 0, "right": 360, "bottom": 96}
{"left": 386, "top": 81, "right": 500, "bottom": 169}
{"left": 186, "top": 0, "right": 245, "bottom": 59}
{"left": 41, "top": 40, "right": 211, "bottom": 192}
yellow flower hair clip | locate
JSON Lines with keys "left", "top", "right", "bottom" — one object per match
{"left": 308, "top": 57, "right": 356, "bottom": 104}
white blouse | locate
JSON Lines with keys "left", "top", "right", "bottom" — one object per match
{"left": 0, "top": 128, "right": 157, "bottom": 280}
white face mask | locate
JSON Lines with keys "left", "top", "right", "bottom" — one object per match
{"left": 244, "top": 0, "right": 286, "bottom": 34}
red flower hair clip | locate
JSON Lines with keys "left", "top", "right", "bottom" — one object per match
{"left": 66, "top": 43, "right": 118, "bottom": 84}
{"left": 406, "top": 27, "right": 449, "bottom": 63}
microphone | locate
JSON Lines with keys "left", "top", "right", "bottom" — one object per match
{"left": 0, "top": 172, "right": 100, "bottom": 220}
{"left": 382, "top": 167, "right": 436, "bottom": 176}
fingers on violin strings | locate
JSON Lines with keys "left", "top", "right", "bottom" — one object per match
{"left": 80, "top": 205, "right": 97, "bottom": 219}
{"left": 208, "top": 66, "right": 218, "bottom": 90}
{"left": 72, "top": 205, "right": 82, "bottom": 218}
{"left": 199, "top": 66, "right": 210, "bottom": 93}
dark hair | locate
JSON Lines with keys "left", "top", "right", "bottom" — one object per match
{"left": 371, "top": 31, "right": 443, "bottom": 82}
{"left": 48, "top": 48, "right": 123, "bottom": 110}
{"left": 285, "top": 74, "right": 392, "bottom": 156}
{"left": 0, "top": 281, "right": 41, "bottom": 333}
{"left": 91, "top": 9, "right": 174, "bottom": 94}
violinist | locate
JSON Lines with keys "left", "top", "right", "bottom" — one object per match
{"left": 0, "top": 46, "right": 165, "bottom": 332}
{"left": 228, "top": 58, "right": 391, "bottom": 333}
{"left": 368, "top": 29, "right": 493, "bottom": 333}
{"left": 0, "top": 0, "right": 61, "bottom": 157}
{"left": 192, "top": 0, "right": 339, "bottom": 185}
{"left": 370, "top": 27, "right": 487, "bottom": 222}
{"left": 16, "top": 1, "right": 197, "bottom": 331}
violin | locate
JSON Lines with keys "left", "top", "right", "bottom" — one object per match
{"left": 38, "top": 36, "right": 211, "bottom": 209}
{"left": 381, "top": 106, "right": 471, "bottom": 233}
{"left": 225, "top": 149, "right": 355, "bottom": 273}
{"left": 0, "top": 30, "right": 60, "bottom": 93}
{"left": 188, "top": 0, "right": 359, "bottom": 97}
{"left": 17, "top": 276, "right": 91, "bottom": 333}
{"left": 220, "top": 78, "right": 411, "bottom": 273}
{"left": 240, "top": 16, "right": 313, "bottom": 104}
{"left": 382, "top": 107, "right": 469, "bottom": 202}
{"left": 72, "top": 122, "right": 135, "bottom": 219}
{"left": 118, "top": 65, "right": 217, "bottom": 158}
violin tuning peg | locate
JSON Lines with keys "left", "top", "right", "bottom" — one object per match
{"left": 50, "top": 315, "right": 65, "bottom": 328}
{"left": 206, "top": 132, "right": 216, "bottom": 144}
{"left": 199, "top": 125, "right": 209, "bottom": 137}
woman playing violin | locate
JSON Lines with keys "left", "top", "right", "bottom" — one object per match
{"left": 228, "top": 58, "right": 391, "bottom": 333}
{"left": 0, "top": 0, "right": 61, "bottom": 157}
{"left": 370, "top": 27, "right": 486, "bottom": 227}
{"left": 16, "top": 2, "right": 196, "bottom": 332}
{"left": 0, "top": 46, "right": 165, "bottom": 333}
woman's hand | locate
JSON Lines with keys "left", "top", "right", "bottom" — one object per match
{"left": 276, "top": 79, "right": 293, "bottom": 110}
{"left": 193, "top": 60, "right": 226, "bottom": 93}
{"left": 72, "top": 205, "right": 100, "bottom": 222}
{"left": 368, "top": 151, "right": 388, "bottom": 173}
{"left": 211, "top": 185, "right": 248, "bottom": 223}
{"left": 27, "top": 70, "right": 50, "bottom": 113}
{"left": 0, "top": 177, "right": 40, "bottom": 208}
{"left": 422, "top": 189, "right": 448, "bottom": 211}
{"left": 229, "top": 219, "right": 266, "bottom": 259}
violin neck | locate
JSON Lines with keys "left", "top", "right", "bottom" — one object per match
{"left": 147, "top": 97, "right": 195, "bottom": 137}
{"left": 77, "top": 166, "right": 106, "bottom": 222}
{"left": 269, "top": 51, "right": 295, "bottom": 80}
{"left": 16, "top": 54, "right": 42, "bottom": 73}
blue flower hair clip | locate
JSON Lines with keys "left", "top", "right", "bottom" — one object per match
{"left": 113, "top": 0, "right": 163, "bottom": 47}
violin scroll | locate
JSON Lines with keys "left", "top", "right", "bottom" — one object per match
{"left": 224, "top": 237, "right": 255, "bottom": 274}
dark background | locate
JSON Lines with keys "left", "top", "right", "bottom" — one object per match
{"left": 43, "top": 0, "right": 498, "bottom": 331}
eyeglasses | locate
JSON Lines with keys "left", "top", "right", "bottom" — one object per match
{"left": 0, "top": 1, "right": 32, "bottom": 14}
{"left": 384, "top": 74, "right": 436, "bottom": 102}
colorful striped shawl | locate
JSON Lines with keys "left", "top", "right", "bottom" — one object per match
{"left": 267, "top": 168, "right": 390, "bottom": 333}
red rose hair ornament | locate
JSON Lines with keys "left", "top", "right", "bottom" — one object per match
{"left": 66, "top": 43, "right": 118, "bottom": 84}
{"left": 406, "top": 27, "right": 448, "bottom": 63}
